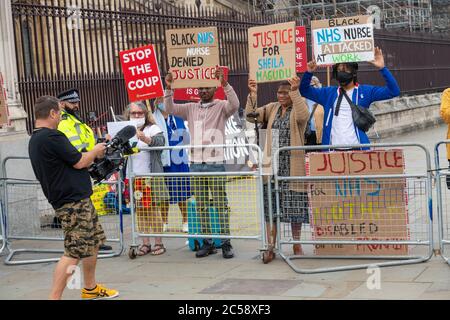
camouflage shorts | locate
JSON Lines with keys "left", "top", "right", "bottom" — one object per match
{"left": 55, "top": 198, "right": 106, "bottom": 259}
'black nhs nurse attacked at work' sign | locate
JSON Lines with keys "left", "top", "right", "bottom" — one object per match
{"left": 312, "top": 15, "right": 375, "bottom": 65}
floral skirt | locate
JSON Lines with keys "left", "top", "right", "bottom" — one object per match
{"left": 263, "top": 182, "right": 310, "bottom": 224}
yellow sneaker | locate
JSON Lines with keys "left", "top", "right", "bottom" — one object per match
{"left": 81, "top": 284, "right": 119, "bottom": 300}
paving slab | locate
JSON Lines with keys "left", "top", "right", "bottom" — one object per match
{"left": 200, "top": 279, "right": 301, "bottom": 296}
{"left": 282, "top": 282, "right": 327, "bottom": 298}
{"left": 345, "top": 282, "right": 432, "bottom": 300}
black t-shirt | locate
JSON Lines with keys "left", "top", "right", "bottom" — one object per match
{"left": 28, "top": 127, "right": 93, "bottom": 209}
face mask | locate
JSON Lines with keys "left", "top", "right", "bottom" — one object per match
{"left": 157, "top": 103, "right": 166, "bottom": 112}
{"left": 336, "top": 71, "right": 354, "bottom": 86}
{"left": 130, "top": 118, "right": 145, "bottom": 128}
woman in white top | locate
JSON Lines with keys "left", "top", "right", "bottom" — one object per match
{"left": 125, "top": 102, "right": 170, "bottom": 256}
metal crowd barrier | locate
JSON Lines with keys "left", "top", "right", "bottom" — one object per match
{"left": 0, "top": 202, "right": 5, "bottom": 256}
{"left": 434, "top": 140, "right": 450, "bottom": 266}
{"left": 126, "top": 144, "right": 266, "bottom": 259}
{"left": 271, "top": 143, "right": 434, "bottom": 273}
{"left": 1, "top": 157, "right": 125, "bottom": 265}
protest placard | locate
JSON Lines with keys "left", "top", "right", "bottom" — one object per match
{"left": 107, "top": 121, "right": 138, "bottom": 145}
{"left": 224, "top": 113, "right": 254, "bottom": 172}
{"left": 295, "top": 26, "right": 308, "bottom": 73}
{"left": 306, "top": 149, "right": 409, "bottom": 256}
{"left": 166, "top": 27, "right": 220, "bottom": 89}
{"left": 173, "top": 66, "right": 229, "bottom": 101}
{"left": 248, "top": 21, "right": 296, "bottom": 83}
{"left": 311, "top": 15, "right": 375, "bottom": 65}
{"left": 119, "top": 45, "right": 164, "bottom": 102}
{"left": 174, "top": 87, "right": 225, "bottom": 102}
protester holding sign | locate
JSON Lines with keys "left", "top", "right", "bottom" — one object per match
{"left": 164, "top": 67, "right": 239, "bottom": 259}
{"left": 245, "top": 76, "right": 309, "bottom": 262}
{"left": 300, "top": 47, "right": 400, "bottom": 147}
{"left": 124, "top": 102, "right": 170, "bottom": 256}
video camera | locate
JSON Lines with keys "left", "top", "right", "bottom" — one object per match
{"left": 88, "top": 125, "right": 136, "bottom": 184}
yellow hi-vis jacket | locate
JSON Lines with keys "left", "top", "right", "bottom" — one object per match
{"left": 440, "top": 88, "right": 450, "bottom": 160}
{"left": 58, "top": 109, "right": 95, "bottom": 152}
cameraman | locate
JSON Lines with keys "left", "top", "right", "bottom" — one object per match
{"left": 29, "top": 96, "right": 119, "bottom": 300}
{"left": 56, "top": 88, "right": 112, "bottom": 252}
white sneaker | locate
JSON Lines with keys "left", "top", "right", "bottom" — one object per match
{"left": 163, "top": 224, "right": 169, "bottom": 232}
{"left": 182, "top": 223, "right": 189, "bottom": 233}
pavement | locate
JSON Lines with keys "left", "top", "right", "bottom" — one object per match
{"left": 0, "top": 124, "right": 449, "bottom": 300}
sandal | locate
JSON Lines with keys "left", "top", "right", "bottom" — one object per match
{"left": 151, "top": 243, "right": 166, "bottom": 256}
{"left": 293, "top": 244, "right": 304, "bottom": 256}
{"left": 262, "top": 245, "right": 275, "bottom": 264}
{"left": 137, "top": 244, "right": 152, "bottom": 256}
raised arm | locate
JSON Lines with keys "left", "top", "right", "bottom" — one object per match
{"left": 223, "top": 85, "right": 240, "bottom": 118}
{"left": 245, "top": 78, "right": 267, "bottom": 124}
{"left": 299, "top": 60, "right": 328, "bottom": 106}
{"left": 369, "top": 67, "right": 401, "bottom": 101}
{"left": 288, "top": 76, "right": 309, "bottom": 125}
{"left": 163, "top": 72, "right": 191, "bottom": 120}
{"left": 216, "top": 67, "right": 240, "bottom": 118}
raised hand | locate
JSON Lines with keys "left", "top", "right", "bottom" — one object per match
{"left": 215, "top": 66, "right": 228, "bottom": 87}
{"left": 248, "top": 79, "right": 257, "bottom": 95}
{"left": 307, "top": 60, "right": 318, "bottom": 73}
{"left": 370, "top": 47, "right": 385, "bottom": 70}
{"left": 165, "top": 72, "right": 174, "bottom": 90}
{"left": 288, "top": 76, "right": 300, "bottom": 91}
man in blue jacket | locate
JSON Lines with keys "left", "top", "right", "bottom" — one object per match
{"left": 300, "top": 47, "right": 400, "bottom": 147}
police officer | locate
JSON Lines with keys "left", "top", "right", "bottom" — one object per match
{"left": 57, "top": 88, "right": 112, "bottom": 252}
{"left": 57, "top": 89, "right": 95, "bottom": 152}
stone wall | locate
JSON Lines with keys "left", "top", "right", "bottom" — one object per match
{"left": 367, "top": 92, "right": 444, "bottom": 140}
{"left": 244, "top": 92, "right": 445, "bottom": 144}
